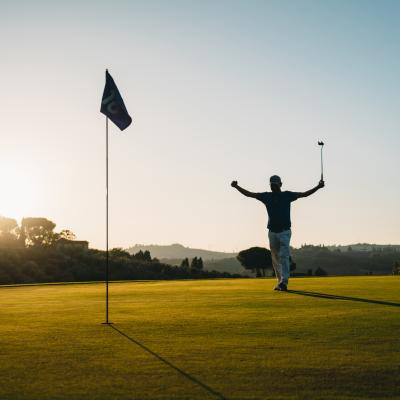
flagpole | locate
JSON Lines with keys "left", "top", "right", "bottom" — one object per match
{"left": 100, "top": 69, "right": 132, "bottom": 325}
{"left": 103, "top": 115, "right": 111, "bottom": 324}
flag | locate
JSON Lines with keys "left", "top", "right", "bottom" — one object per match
{"left": 100, "top": 70, "right": 132, "bottom": 131}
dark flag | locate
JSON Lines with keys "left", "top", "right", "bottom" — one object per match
{"left": 100, "top": 70, "right": 132, "bottom": 131}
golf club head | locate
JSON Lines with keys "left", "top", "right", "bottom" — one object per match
{"left": 318, "top": 141, "right": 324, "bottom": 146}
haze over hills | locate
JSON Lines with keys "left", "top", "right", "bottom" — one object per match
{"left": 126, "top": 243, "right": 237, "bottom": 260}
{"left": 127, "top": 243, "right": 400, "bottom": 260}
{"left": 126, "top": 243, "right": 246, "bottom": 276}
{"left": 126, "top": 243, "right": 400, "bottom": 277}
{"left": 326, "top": 244, "right": 400, "bottom": 252}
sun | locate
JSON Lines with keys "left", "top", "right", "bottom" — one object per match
{"left": 0, "top": 159, "right": 41, "bottom": 223}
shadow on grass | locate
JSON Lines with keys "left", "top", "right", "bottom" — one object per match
{"left": 109, "top": 324, "right": 228, "bottom": 400}
{"left": 287, "top": 290, "right": 400, "bottom": 307}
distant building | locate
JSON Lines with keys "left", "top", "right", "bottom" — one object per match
{"left": 56, "top": 238, "right": 89, "bottom": 251}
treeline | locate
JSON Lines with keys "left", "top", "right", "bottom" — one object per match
{"left": 291, "top": 245, "right": 400, "bottom": 275}
{"left": 0, "top": 216, "right": 76, "bottom": 248}
{"left": 0, "top": 216, "right": 241, "bottom": 284}
{"left": 0, "top": 247, "right": 242, "bottom": 285}
{"left": 206, "top": 245, "right": 400, "bottom": 277}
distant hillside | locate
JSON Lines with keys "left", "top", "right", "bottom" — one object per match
{"left": 126, "top": 243, "right": 399, "bottom": 277}
{"left": 126, "top": 243, "right": 237, "bottom": 261}
{"left": 326, "top": 244, "right": 400, "bottom": 253}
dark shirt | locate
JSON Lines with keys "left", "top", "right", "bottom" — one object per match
{"left": 255, "top": 191, "right": 300, "bottom": 232}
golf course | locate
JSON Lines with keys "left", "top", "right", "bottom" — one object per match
{"left": 0, "top": 276, "right": 399, "bottom": 399}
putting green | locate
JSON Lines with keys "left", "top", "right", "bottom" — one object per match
{"left": 0, "top": 276, "right": 399, "bottom": 399}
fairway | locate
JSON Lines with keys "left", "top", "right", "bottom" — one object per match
{"left": 1, "top": 277, "right": 399, "bottom": 400}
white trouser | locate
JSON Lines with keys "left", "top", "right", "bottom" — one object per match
{"left": 268, "top": 229, "right": 292, "bottom": 285}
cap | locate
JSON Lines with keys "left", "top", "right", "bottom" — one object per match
{"left": 270, "top": 175, "right": 282, "bottom": 185}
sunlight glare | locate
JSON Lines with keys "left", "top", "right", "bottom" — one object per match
{"left": 0, "top": 159, "right": 41, "bottom": 222}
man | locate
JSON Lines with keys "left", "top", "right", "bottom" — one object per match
{"left": 231, "top": 175, "right": 324, "bottom": 291}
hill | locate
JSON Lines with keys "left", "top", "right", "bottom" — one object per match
{"left": 291, "top": 245, "right": 398, "bottom": 276}
{"left": 127, "top": 243, "right": 237, "bottom": 260}
{"left": 127, "top": 243, "right": 400, "bottom": 277}
{"left": 1, "top": 276, "right": 399, "bottom": 399}
{"left": 164, "top": 257, "right": 250, "bottom": 276}
{"left": 326, "top": 243, "right": 400, "bottom": 253}
{"left": 126, "top": 244, "right": 247, "bottom": 276}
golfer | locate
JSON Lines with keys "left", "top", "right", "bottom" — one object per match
{"left": 231, "top": 176, "right": 324, "bottom": 291}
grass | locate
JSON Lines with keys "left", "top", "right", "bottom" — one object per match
{"left": 0, "top": 276, "right": 399, "bottom": 400}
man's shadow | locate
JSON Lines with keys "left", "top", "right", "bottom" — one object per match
{"left": 287, "top": 290, "right": 400, "bottom": 307}
{"left": 109, "top": 325, "right": 228, "bottom": 400}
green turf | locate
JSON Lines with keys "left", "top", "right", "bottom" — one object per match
{"left": 0, "top": 276, "right": 399, "bottom": 400}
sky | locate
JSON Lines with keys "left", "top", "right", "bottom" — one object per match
{"left": 1, "top": 0, "right": 399, "bottom": 251}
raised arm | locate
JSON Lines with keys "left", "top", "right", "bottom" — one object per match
{"left": 297, "top": 180, "right": 325, "bottom": 198}
{"left": 231, "top": 181, "right": 258, "bottom": 198}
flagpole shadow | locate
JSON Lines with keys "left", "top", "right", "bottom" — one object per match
{"left": 108, "top": 324, "right": 228, "bottom": 400}
{"left": 287, "top": 290, "right": 400, "bottom": 307}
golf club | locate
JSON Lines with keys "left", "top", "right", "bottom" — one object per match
{"left": 318, "top": 141, "right": 324, "bottom": 180}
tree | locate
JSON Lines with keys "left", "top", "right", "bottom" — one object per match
{"left": 314, "top": 267, "right": 327, "bottom": 276}
{"left": 143, "top": 250, "right": 152, "bottom": 262}
{"left": 21, "top": 217, "right": 57, "bottom": 247}
{"left": 198, "top": 257, "right": 204, "bottom": 270}
{"left": 393, "top": 261, "right": 400, "bottom": 275}
{"left": 190, "top": 257, "right": 203, "bottom": 271}
{"left": 59, "top": 229, "right": 76, "bottom": 241}
{"left": 0, "top": 216, "right": 19, "bottom": 247}
{"left": 133, "top": 250, "right": 152, "bottom": 262}
{"left": 110, "top": 248, "right": 131, "bottom": 258}
{"left": 133, "top": 250, "right": 144, "bottom": 260}
{"left": 191, "top": 257, "right": 198, "bottom": 271}
{"left": 237, "top": 247, "right": 272, "bottom": 277}
{"left": 180, "top": 258, "right": 189, "bottom": 269}
{"left": 289, "top": 257, "right": 296, "bottom": 272}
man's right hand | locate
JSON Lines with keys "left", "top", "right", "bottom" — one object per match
{"left": 231, "top": 180, "right": 238, "bottom": 188}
